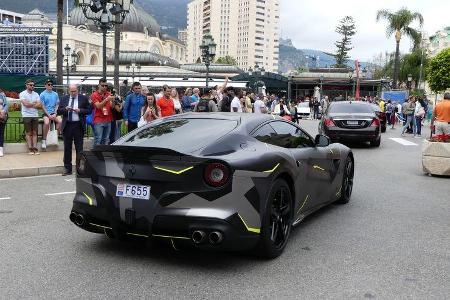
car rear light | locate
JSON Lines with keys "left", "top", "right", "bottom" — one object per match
{"left": 371, "top": 118, "right": 380, "bottom": 127}
{"left": 204, "top": 163, "right": 230, "bottom": 187}
{"left": 324, "top": 118, "right": 335, "bottom": 127}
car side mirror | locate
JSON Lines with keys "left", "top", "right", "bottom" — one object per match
{"left": 315, "top": 134, "right": 330, "bottom": 147}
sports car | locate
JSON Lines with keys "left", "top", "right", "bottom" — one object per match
{"left": 70, "top": 113, "right": 354, "bottom": 258}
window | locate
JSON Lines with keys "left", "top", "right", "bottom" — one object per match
{"left": 268, "top": 121, "right": 314, "bottom": 148}
{"left": 123, "top": 119, "right": 238, "bottom": 152}
{"left": 252, "top": 124, "right": 277, "bottom": 144}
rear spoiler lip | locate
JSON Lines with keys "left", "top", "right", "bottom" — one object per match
{"left": 85, "top": 145, "right": 190, "bottom": 157}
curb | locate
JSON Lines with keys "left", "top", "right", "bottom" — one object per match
{"left": 3, "top": 139, "right": 94, "bottom": 154}
{"left": 0, "top": 165, "right": 75, "bottom": 179}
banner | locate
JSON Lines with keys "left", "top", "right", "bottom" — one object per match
{"left": 0, "top": 26, "right": 53, "bottom": 35}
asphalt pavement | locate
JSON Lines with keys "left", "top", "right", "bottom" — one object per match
{"left": 0, "top": 120, "right": 449, "bottom": 299}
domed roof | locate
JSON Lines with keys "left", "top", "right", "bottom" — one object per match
{"left": 69, "top": 3, "right": 160, "bottom": 35}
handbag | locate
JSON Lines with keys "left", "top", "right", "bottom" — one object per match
{"left": 46, "top": 122, "right": 58, "bottom": 146}
{"left": 137, "top": 115, "right": 146, "bottom": 128}
{"left": 415, "top": 107, "right": 425, "bottom": 117}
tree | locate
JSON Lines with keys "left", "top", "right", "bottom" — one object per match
{"left": 426, "top": 48, "right": 450, "bottom": 93}
{"left": 376, "top": 7, "right": 423, "bottom": 89}
{"left": 56, "top": 0, "right": 64, "bottom": 87}
{"left": 215, "top": 55, "right": 237, "bottom": 66}
{"left": 333, "top": 16, "right": 356, "bottom": 68}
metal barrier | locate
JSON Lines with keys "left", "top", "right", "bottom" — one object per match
{"left": 4, "top": 117, "right": 94, "bottom": 143}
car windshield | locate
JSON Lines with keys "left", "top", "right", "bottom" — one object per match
{"left": 329, "top": 103, "right": 373, "bottom": 114}
{"left": 122, "top": 118, "right": 238, "bottom": 152}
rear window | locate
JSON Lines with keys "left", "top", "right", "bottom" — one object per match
{"left": 329, "top": 103, "right": 373, "bottom": 114}
{"left": 122, "top": 119, "right": 238, "bottom": 152}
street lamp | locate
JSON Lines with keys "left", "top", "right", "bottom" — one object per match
{"left": 64, "top": 44, "right": 77, "bottom": 88}
{"left": 78, "top": 0, "right": 132, "bottom": 79}
{"left": 319, "top": 75, "right": 324, "bottom": 100}
{"left": 248, "top": 64, "right": 266, "bottom": 94}
{"left": 126, "top": 60, "right": 141, "bottom": 82}
{"left": 407, "top": 73, "right": 413, "bottom": 92}
{"left": 199, "top": 33, "right": 217, "bottom": 88}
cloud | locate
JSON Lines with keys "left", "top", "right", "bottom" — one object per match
{"left": 280, "top": 0, "right": 449, "bottom": 61}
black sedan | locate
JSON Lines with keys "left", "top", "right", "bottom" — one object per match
{"left": 70, "top": 113, "right": 354, "bottom": 258}
{"left": 319, "top": 101, "right": 381, "bottom": 147}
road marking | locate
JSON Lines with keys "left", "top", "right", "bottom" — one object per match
{"left": 389, "top": 138, "right": 418, "bottom": 146}
{"left": 0, "top": 197, "right": 11, "bottom": 200}
{"left": 65, "top": 178, "right": 75, "bottom": 182}
{"left": 45, "top": 191, "right": 76, "bottom": 196}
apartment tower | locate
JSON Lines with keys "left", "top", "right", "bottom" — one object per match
{"left": 186, "top": 0, "right": 280, "bottom": 72}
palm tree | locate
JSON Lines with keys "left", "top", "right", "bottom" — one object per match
{"left": 376, "top": 7, "right": 423, "bottom": 89}
{"left": 56, "top": 0, "right": 64, "bottom": 87}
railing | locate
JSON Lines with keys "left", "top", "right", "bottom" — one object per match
{"left": 4, "top": 117, "right": 95, "bottom": 143}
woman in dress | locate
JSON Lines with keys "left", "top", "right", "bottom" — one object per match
{"left": 142, "top": 93, "right": 161, "bottom": 123}
{"left": 171, "top": 88, "right": 183, "bottom": 114}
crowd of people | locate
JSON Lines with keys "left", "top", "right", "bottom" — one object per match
{"left": 0, "top": 77, "right": 449, "bottom": 171}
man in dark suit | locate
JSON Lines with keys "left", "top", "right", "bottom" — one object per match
{"left": 57, "top": 84, "right": 91, "bottom": 176}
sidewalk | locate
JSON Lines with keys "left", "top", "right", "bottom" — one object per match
{"left": 0, "top": 151, "right": 75, "bottom": 178}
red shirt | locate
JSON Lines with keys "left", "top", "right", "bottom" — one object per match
{"left": 91, "top": 91, "right": 113, "bottom": 124}
{"left": 157, "top": 96, "right": 175, "bottom": 117}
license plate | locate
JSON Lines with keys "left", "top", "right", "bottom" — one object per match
{"left": 116, "top": 183, "right": 150, "bottom": 200}
{"left": 347, "top": 120, "right": 359, "bottom": 125}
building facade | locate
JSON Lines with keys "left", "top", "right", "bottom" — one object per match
{"left": 186, "top": 0, "right": 280, "bottom": 72}
{"left": 425, "top": 26, "right": 450, "bottom": 57}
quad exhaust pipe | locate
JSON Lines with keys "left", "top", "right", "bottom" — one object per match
{"left": 191, "top": 230, "right": 224, "bottom": 245}
{"left": 70, "top": 212, "right": 85, "bottom": 226}
{"left": 191, "top": 230, "right": 206, "bottom": 244}
{"left": 209, "top": 231, "right": 223, "bottom": 245}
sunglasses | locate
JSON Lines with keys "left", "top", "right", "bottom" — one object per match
{"left": 27, "top": 84, "right": 35, "bottom": 86}
{"left": 46, "top": 83, "right": 53, "bottom": 86}
{"left": 101, "top": 84, "right": 108, "bottom": 87}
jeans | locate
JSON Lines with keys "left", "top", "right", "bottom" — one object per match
{"left": 0, "top": 122, "right": 5, "bottom": 147}
{"left": 93, "top": 122, "right": 111, "bottom": 146}
{"left": 415, "top": 116, "right": 422, "bottom": 135}
{"left": 115, "top": 120, "right": 123, "bottom": 141}
{"left": 401, "top": 115, "right": 416, "bottom": 135}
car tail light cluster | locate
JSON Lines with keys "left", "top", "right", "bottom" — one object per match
{"left": 324, "top": 118, "right": 335, "bottom": 127}
{"left": 204, "top": 163, "right": 230, "bottom": 187}
{"left": 371, "top": 118, "right": 381, "bottom": 127}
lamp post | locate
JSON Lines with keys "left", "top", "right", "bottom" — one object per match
{"left": 126, "top": 60, "right": 141, "bottom": 82}
{"left": 319, "top": 75, "right": 324, "bottom": 100}
{"left": 248, "top": 64, "right": 265, "bottom": 94}
{"left": 407, "top": 73, "right": 413, "bottom": 93}
{"left": 64, "top": 44, "right": 77, "bottom": 89}
{"left": 78, "top": 0, "right": 132, "bottom": 80}
{"left": 348, "top": 71, "right": 354, "bottom": 98}
{"left": 199, "top": 34, "right": 216, "bottom": 88}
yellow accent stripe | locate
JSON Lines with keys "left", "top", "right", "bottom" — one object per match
{"left": 297, "top": 195, "right": 309, "bottom": 214}
{"left": 151, "top": 234, "right": 191, "bottom": 240}
{"left": 153, "top": 166, "right": 194, "bottom": 175}
{"left": 126, "top": 232, "right": 149, "bottom": 238}
{"left": 313, "top": 165, "right": 326, "bottom": 172}
{"left": 238, "top": 214, "right": 261, "bottom": 234}
{"left": 83, "top": 192, "right": 94, "bottom": 206}
{"left": 89, "top": 223, "right": 112, "bottom": 230}
{"left": 263, "top": 163, "right": 280, "bottom": 173}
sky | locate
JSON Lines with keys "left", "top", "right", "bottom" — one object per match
{"left": 280, "top": 0, "right": 449, "bottom": 62}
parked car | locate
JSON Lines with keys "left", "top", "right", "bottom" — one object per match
{"left": 296, "top": 102, "right": 311, "bottom": 119}
{"left": 70, "top": 113, "right": 354, "bottom": 258}
{"left": 370, "top": 103, "right": 387, "bottom": 133}
{"left": 319, "top": 101, "right": 381, "bottom": 147}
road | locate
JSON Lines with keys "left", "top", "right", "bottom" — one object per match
{"left": 1, "top": 120, "right": 449, "bottom": 299}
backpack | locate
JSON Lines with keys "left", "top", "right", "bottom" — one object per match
{"left": 197, "top": 99, "right": 210, "bottom": 112}
{"left": 220, "top": 96, "right": 231, "bottom": 112}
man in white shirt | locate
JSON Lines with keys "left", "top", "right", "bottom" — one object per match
{"left": 230, "top": 89, "right": 242, "bottom": 112}
{"left": 20, "top": 79, "right": 41, "bottom": 155}
{"left": 253, "top": 96, "right": 267, "bottom": 114}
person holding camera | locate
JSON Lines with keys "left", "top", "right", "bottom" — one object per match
{"left": 123, "top": 82, "right": 145, "bottom": 132}
{"left": 109, "top": 89, "right": 123, "bottom": 143}
{"left": 91, "top": 78, "right": 114, "bottom": 146}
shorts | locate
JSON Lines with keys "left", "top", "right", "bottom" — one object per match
{"left": 23, "top": 117, "right": 39, "bottom": 133}
{"left": 435, "top": 121, "right": 450, "bottom": 135}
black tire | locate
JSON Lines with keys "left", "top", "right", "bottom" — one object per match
{"left": 257, "top": 179, "right": 293, "bottom": 259}
{"left": 370, "top": 136, "right": 381, "bottom": 147}
{"left": 336, "top": 156, "right": 354, "bottom": 204}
